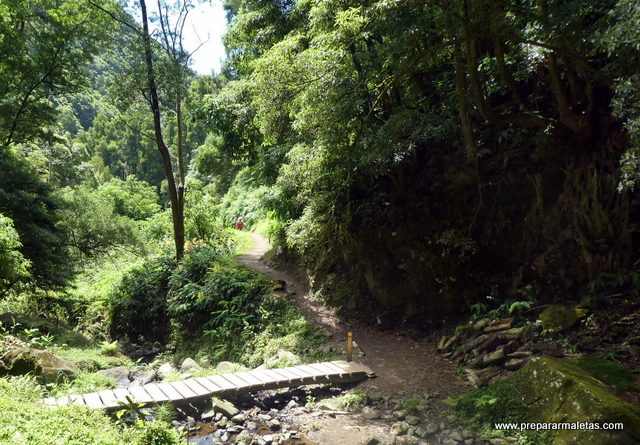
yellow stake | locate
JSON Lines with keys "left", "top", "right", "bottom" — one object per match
{"left": 346, "top": 332, "right": 353, "bottom": 362}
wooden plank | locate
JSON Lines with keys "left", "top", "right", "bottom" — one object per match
{"left": 219, "top": 372, "right": 252, "bottom": 389}
{"left": 282, "top": 366, "right": 310, "bottom": 379}
{"left": 69, "top": 394, "right": 86, "bottom": 406}
{"left": 129, "top": 386, "right": 154, "bottom": 404}
{"left": 82, "top": 392, "right": 105, "bottom": 409}
{"left": 270, "top": 368, "right": 302, "bottom": 383}
{"left": 155, "top": 382, "right": 184, "bottom": 402}
{"left": 256, "top": 369, "right": 290, "bottom": 385}
{"left": 170, "top": 380, "right": 198, "bottom": 399}
{"left": 143, "top": 383, "right": 170, "bottom": 403}
{"left": 317, "top": 362, "right": 349, "bottom": 375}
{"left": 43, "top": 397, "right": 57, "bottom": 407}
{"left": 194, "top": 377, "right": 222, "bottom": 393}
{"left": 206, "top": 374, "right": 237, "bottom": 391}
{"left": 112, "top": 388, "right": 131, "bottom": 404}
{"left": 307, "top": 363, "right": 337, "bottom": 376}
{"left": 246, "top": 369, "right": 276, "bottom": 385}
{"left": 292, "top": 365, "right": 322, "bottom": 379}
{"left": 182, "top": 379, "right": 211, "bottom": 397}
{"left": 97, "top": 390, "right": 121, "bottom": 409}
{"left": 330, "top": 360, "right": 357, "bottom": 374}
{"left": 234, "top": 371, "right": 264, "bottom": 387}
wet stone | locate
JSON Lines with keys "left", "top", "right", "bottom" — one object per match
{"left": 390, "top": 422, "right": 409, "bottom": 436}
{"left": 425, "top": 423, "right": 439, "bottom": 435}
{"left": 363, "top": 407, "right": 381, "bottom": 419}
{"left": 405, "top": 415, "right": 420, "bottom": 425}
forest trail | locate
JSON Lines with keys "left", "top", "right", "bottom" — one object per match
{"left": 237, "top": 233, "right": 467, "bottom": 445}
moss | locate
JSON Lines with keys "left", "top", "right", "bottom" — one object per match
{"left": 571, "top": 356, "right": 637, "bottom": 392}
{"left": 519, "top": 356, "right": 640, "bottom": 445}
{"left": 539, "top": 304, "right": 578, "bottom": 331}
{"left": 445, "top": 374, "right": 552, "bottom": 445}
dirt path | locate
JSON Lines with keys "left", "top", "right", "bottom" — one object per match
{"left": 237, "top": 233, "right": 467, "bottom": 444}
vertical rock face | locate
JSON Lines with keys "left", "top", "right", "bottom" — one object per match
{"left": 518, "top": 356, "right": 640, "bottom": 445}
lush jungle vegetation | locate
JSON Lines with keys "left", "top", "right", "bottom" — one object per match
{"left": 1, "top": 0, "right": 639, "bottom": 443}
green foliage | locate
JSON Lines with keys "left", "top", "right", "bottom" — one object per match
{"left": 100, "top": 340, "right": 119, "bottom": 356}
{"left": 0, "top": 0, "right": 118, "bottom": 148}
{"left": 0, "top": 149, "right": 74, "bottom": 291}
{"left": 58, "top": 186, "right": 142, "bottom": 258}
{"left": 97, "top": 177, "right": 161, "bottom": 221}
{"left": 0, "top": 213, "right": 31, "bottom": 294}
{"left": 183, "top": 178, "right": 221, "bottom": 240}
{"left": 110, "top": 253, "right": 175, "bottom": 343}
{"left": 110, "top": 237, "right": 234, "bottom": 343}
{"left": 129, "top": 420, "right": 183, "bottom": 445}
{"left": 50, "top": 370, "right": 117, "bottom": 398}
{"left": 571, "top": 357, "right": 637, "bottom": 392}
{"left": 446, "top": 375, "right": 552, "bottom": 444}
{"left": 335, "top": 391, "right": 368, "bottom": 410}
{"left": 586, "top": 263, "right": 640, "bottom": 302}
{"left": 218, "top": 168, "right": 275, "bottom": 229}
{"left": 0, "top": 376, "right": 126, "bottom": 445}
{"left": 115, "top": 396, "right": 152, "bottom": 428}
{"left": 49, "top": 345, "right": 132, "bottom": 371}
{"left": 167, "top": 256, "right": 271, "bottom": 345}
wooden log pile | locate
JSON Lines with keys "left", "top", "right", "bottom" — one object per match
{"left": 437, "top": 318, "right": 563, "bottom": 387}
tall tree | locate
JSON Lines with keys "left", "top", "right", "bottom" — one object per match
{"left": 91, "top": 0, "right": 197, "bottom": 259}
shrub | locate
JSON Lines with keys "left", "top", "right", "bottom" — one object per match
{"left": 109, "top": 238, "right": 233, "bottom": 344}
{"left": 445, "top": 375, "right": 552, "bottom": 445}
{"left": 109, "top": 254, "right": 174, "bottom": 343}
{"left": 167, "top": 258, "right": 271, "bottom": 344}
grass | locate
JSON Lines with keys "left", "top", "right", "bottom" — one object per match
{"left": 48, "top": 370, "right": 117, "bottom": 397}
{"left": 317, "top": 391, "right": 369, "bottom": 411}
{"left": 0, "top": 376, "right": 182, "bottom": 445}
{"left": 571, "top": 356, "right": 637, "bottom": 392}
{"left": 48, "top": 345, "right": 133, "bottom": 371}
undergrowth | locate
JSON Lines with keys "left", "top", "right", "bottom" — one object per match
{"left": 0, "top": 376, "right": 182, "bottom": 445}
{"left": 445, "top": 375, "right": 553, "bottom": 445}
{"left": 571, "top": 357, "right": 637, "bottom": 392}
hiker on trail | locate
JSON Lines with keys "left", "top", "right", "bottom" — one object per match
{"left": 235, "top": 217, "right": 244, "bottom": 230}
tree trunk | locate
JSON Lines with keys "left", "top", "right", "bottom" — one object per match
{"left": 139, "top": 0, "right": 184, "bottom": 260}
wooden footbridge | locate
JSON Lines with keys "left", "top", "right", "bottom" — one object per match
{"left": 43, "top": 361, "right": 374, "bottom": 409}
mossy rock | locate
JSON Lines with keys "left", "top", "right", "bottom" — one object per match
{"left": 1, "top": 347, "right": 77, "bottom": 383}
{"left": 518, "top": 356, "right": 640, "bottom": 445}
{"left": 539, "top": 304, "right": 578, "bottom": 332}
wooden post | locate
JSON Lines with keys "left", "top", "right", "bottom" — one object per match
{"left": 346, "top": 332, "right": 353, "bottom": 362}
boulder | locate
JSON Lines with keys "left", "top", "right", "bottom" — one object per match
{"left": 539, "top": 304, "right": 578, "bottom": 332}
{"left": 211, "top": 396, "right": 239, "bottom": 418}
{"left": 518, "top": 356, "right": 640, "bottom": 445}
{"left": 215, "top": 361, "right": 247, "bottom": 373}
{"left": 180, "top": 357, "right": 201, "bottom": 372}
{"left": 97, "top": 366, "right": 131, "bottom": 387}
{"left": 129, "top": 366, "right": 156, "bottom": 386}
{"left": 1, "top": 347, "right": 76, "bottom": 383}
{"left": 157, "top": 363, "right": 176, "bottom": 380}
{"left": 265, "top": 350, "right": 302, "bottom": 368}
